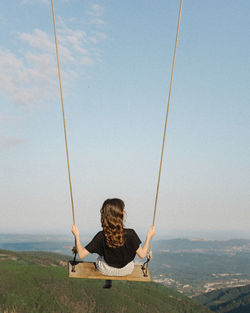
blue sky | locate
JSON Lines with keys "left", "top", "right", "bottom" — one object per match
{"left": 1, "top": 0, "right": 249, "bottom": 239}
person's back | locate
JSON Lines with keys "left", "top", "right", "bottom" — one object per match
{"left": 72, "top": 198, "right": 156, "bottom": 287}
{"left": 86, "top": 228, "right": 141, "bottom": 267}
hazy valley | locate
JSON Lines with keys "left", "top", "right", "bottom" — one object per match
{"left": 1, "top": 235, "right": 250, "bottom": 297}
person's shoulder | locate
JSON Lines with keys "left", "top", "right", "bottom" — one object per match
{"left": 124, "top": 228, "right": 141, "bottom": 245}
{"left": 92, "top": 230, "right": 104, "bottom": 240}
{"left": 124, "top": 228, "right": 137, "bottom": 236}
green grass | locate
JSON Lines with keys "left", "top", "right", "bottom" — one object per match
{"left": 194, "top": 285, "right": 250, "bottom": 313}
{"left": 0, "top": 250, "right": 211, "bottom": 313}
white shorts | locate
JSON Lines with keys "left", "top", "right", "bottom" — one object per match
{"left": 96, "top": 256, "right": 134, "bottom": 276}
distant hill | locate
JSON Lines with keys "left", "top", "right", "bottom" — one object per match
{"left": 0, "top": 249, "right": 211, "bottom": 313}
{"left": 194, "top": 284, "right": 250, "bottom": 313}
{"left": 152, "top": 239, "right": 250, "bottom": 255}
{"left": 1, "top": 235, "right": 250, "bottom": 255}
{"left": 1, "top": 235, "right": 250, "bottom": 256}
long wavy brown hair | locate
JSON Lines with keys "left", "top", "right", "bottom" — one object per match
{"left": 100, "top": 198, "right": 125, "bottom": 248}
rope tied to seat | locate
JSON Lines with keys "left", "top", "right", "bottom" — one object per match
{"left": 143, "top": 0, "right": 183, "bottom": 276}
{"left": 51, "top": 0, "right": 78, "bottom": 270}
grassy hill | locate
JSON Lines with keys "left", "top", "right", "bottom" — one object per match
{"left": 194, "top": 284, "right": 250, "bottom": 313}
{"left": 1, "top": 236, "right": 250, "bottom": 296}
{"left": 0, "top": 249, "right": 211, "bottom": 313}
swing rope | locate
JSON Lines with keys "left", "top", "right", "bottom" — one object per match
{"left": 51, "top": 0, "right": 76, "bottom": 226}
{"left": 51, "top": 0, "right": 78, "bottom": 271}
{"left": 51, "top": 0, "right": 79, "bottom": 270}
{"left": 142, "top": 0, "right": 183, "bottom": 277}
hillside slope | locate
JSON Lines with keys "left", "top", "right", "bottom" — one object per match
{"left": 0, "top": 249, "right": 211, "bottom": 313}
{"left": 194, "top": 284, "right": 250, "bottom": 313}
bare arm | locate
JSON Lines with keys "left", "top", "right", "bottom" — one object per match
{"left": 136, "top": 225, "right": 156, "bottom": 259}
{"left": 72, "top": 224, "right": 90, "bottom": 259}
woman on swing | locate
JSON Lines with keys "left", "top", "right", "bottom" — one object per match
{"left": 72, "top": 198, "right": 156, "bottom": 288}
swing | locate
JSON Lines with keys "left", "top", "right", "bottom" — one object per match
{"left": 68, "top": 261, "right": 151, "bottom": 282}
{"left": 51, "top": 0, "right": 183, "bottom": 282}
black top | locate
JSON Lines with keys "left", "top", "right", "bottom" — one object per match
{"left": 85, "top": 228, "right": 141, "bottom": 268}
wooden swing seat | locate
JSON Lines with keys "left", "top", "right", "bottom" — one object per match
{"left": 68, "top": 261, "right": 151, "bottom": 282}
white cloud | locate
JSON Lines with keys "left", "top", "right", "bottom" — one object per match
{"left": 89, "top": 31, "right": 107, "bottom": 44}
{"left": 88, "top": 4, "right": 104, "bottom": 17}
{"left": 0, "top": 114, "right": 23, "bottom": 122}
{"left": 56, "top": 22, "right": 90, "bottom": 62}
{"left": 21, "top": 0, "right": 49, "bottom": 5}
{"left": 21, "top": 0, "right": 70, "bottom": 5}
{"left": 79, "top": 55, "right": 94, "bottom": 65}
{"left": 19, "top": 29, "right": 54, "bottom": 52}
{"left": 19, "top": 28, "right": 75, "bottom": 64}
{"left": 0, "top": 4, "right": 107, "bottom": 108}
{"left": 91, "top": 18, "right": 106, "bottom": 26}
{"left": 0, "top": 47, "right": 57, "bottom": 108}
{"left": 0, "top": 136, "right": 26, "bottom": 150}
{"left": 88, "top": 4, "right": 105, "bottom": 27}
